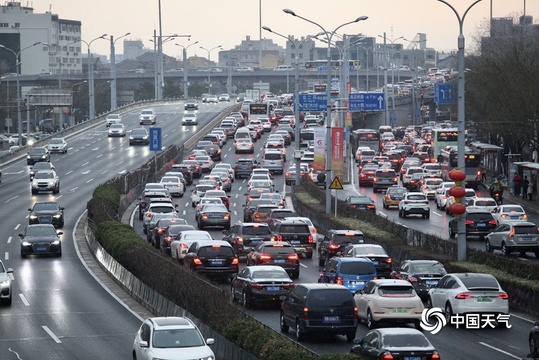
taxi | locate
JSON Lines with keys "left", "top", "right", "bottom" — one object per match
{"left": 382, "top": 186, "right": 408, "bottom": 209}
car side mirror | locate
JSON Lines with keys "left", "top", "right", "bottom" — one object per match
{"left": 57, "top": 232, "right": 63, "bottom": 236}
{"left": 139, "top": 340, "right": 148, "bottom": 348}
{"left": 206, "top": 338, "right": 215, "bottom": 345}
{"left": 18, "top": 233, "right": 23, "bottom": 238}
{"left": 28, "top": 208, "right": 32, "bottom": 211}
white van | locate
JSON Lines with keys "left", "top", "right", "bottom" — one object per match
{"left": 273, "top": 65, "right": 293, "bottom": 71}
{"left": 234, "top": 127, "right": 252, "bottom": 142}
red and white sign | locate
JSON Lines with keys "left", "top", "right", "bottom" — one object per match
{"left": 331, "top": 127, "right": 344, "bottom": 171}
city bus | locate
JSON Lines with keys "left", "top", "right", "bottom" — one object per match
{"left": 431, "top": 127, "right": 458, "bottom": 160}
{"left": 305, "top": 59, "right": 357, "bottom": 71}
{"left": 439, "top": 146, "right": 482, "bottom": 188}
{"left": 248, "top": 103, "right": 270, "bottom": 122}
{"left": 353, "top": 129, "right": 380, "bottom": 153}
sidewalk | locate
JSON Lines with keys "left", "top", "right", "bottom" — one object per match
{"left": 480, "top": 182, "right": 539, "bottom": 215}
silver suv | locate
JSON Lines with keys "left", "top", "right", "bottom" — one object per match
{"left": 398, "top": 192, "right": 430, "bottom": 219}
{"left": 261, "top": 150, "right": 285, "bottom": 174}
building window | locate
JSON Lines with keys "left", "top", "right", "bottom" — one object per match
{"left": 14, "top": 23, "right": 20, "bottom": 28}
{"left": 299, "top": 53, "right": 303, "bottom": 59}
{"left": 291, "top": 53, "right": 295, "bottom": 59}
{"left": 0, "top": 23, "right": 8, "bottom": 28}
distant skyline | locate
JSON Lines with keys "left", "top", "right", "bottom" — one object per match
{"left": 34, "top": 0, "right": 539, "bottom": 60}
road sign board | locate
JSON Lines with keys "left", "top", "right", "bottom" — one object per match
{"left": 434, "top": 83, "right": 456, "bottom": 104}
{"left": 149, "top": 127, "right": 162, "bottom": 152}
{"left": 297, "top": 93, "right": 327, "bottom": 111}
{"left": 348, "top": 92, "right": 385, "bottom": 111}
{"left": 329, "top": 176, "right": 343, "bottom": 190}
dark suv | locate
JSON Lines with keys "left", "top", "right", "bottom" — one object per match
{"left": 183, "top": 240, "right": 239, "bottom": 281}
{"left": 280, "top": 284, "right": 358, "bottom": 342}
{"left": 170, "top": 164, "right": 193, "bottom": 185}
{"left": 222, "top": 222, "right": 275, "bottom": 255}
{"left": 449, "top": 209, "right": 497, "bottom": 239}
{"left": 27, "top": 147, "right": 50, "bottom": 165}
{"left": 270, "top": 219, "right": 314, "bottom": 258}
{"left": 318, "top": 230, "right": 365, "bottom": 267}
{"left": 234, "top": 158, "right": 259, "bottom": 179}
{"left": 246, "top": 241, "right": 300, "bottom": 278}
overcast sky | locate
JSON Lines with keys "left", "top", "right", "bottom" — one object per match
{"left": 38, "top": 0, "right": 537, "bottom": 59}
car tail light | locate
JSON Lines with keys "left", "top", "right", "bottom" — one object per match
{"left": 431, "top": 351, "right": 441, "bottom": 360}
{"left": 276, "top": 235, "right": 283, "bottom": 241}
{"left": 407, "top": 275, "right": 418, "bottom": 282}
{"left": 288, "top": 254, "right": 299, "bottom": 261}
{"left": 146, "top": 212, "right": 153, "bottom": 218}
{"left": 308, "top": 235, "right": 314, "bottom": 243}
{"left": 165, "top": 236, "right": 173, "bottom": 243}
{"left": 380, "top": 352, "right": 394, "bottom": 360}
{"left": 193, "top": 258, "right": 203, "bottom": 265}
{"left": 285, "top": 172, "right": 290, "bottom": 177}
{"left": 201, "top": 214, "right": 208, "bottom": 219}
{"left": 259, "top": 255, "right": 272, "bottom": 261}
{"left": 423, "top": 200, "right": 429, "bottom": 204}
{"left": 329, "top": 243, "right": 340, "bottom": 250}
{"left": 283, "top": 283, "right": 294, "bottom": 289}
{"left": 455, "top": 292, "right": 471, "bottom": 299}
{"left": 353, "top": 306, "right": 358, "bottom": 320}
{"left": 303, "top": 307, "right": 309, "bottom": 320}
{"left": 367, "top": 204, "right": 376, "bottom": 209}
{"left": 393, "top": 177, "right": 398, "bottom": 182}
{"left": 500, "top": 214, "right": 508, "bottom": 219}
{"left": 336, "top": 276, "right": 343, "bottom": 285}
{"left": 231, "top": 257, "right": 239, "bottom": 265}
{"left": 465, "top": 220, "right": 474, "bottom": 225}
{"left": 403, "top": 201, "right": 410, "bottom": 204}
{"left": 235, "top": 237, "right": 243, "bottom": 243}
{"left": 372, "top": 177, "right": 378, "bottom": 182}
{"left": 497, "top": 292, "right": 509, "bottom": 299}
{"left": 250, "top": 283, "right": 264, "bottom": 289}
{"left": 254, "top": 213, "right": 261, "bottom": 219}
{"left": 386, "top": 258, "right": 392, "bottom": 264}
{"left": 180, "top": 243, "right": 188, "bottom": 249}
{"left": 488, "top": 220, "right": 497, "bottom": 225}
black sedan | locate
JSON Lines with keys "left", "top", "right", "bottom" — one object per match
{"left": 19, "top": 224, "right": 63, "bottom": 258}
{"left": 231, "top": 265, "right": 293, "bottom": 309}
{"left": 28, "top": 201, "right": 65, "bottom": 228}
{"left": 344, "top": 195, "right": 376, "bottom": 213}
{"left": 448, "top": 209, "right": 497, "bottom": 239}
{"left": 129, "top": 128, "right": 149, "bottom": 145}
{"left": 389, "top": 259, "right": 447, "bottom": 300}
{"left": 26, "top": 146, "right": 50, "bottom": 165}
{"left": 29, "top": 162, "right": 56, "bottom": 181}
{"left": 246, "top": 241, "right": 300, "bottom": 279}
{"left": 197, "top": 204, "right": 231, "bottom": 230}
{"left": 351, "top": 328, "right": 440, "bottom": 360}
{"left": 530, "top": 321, "right": 539, "bottom": 358}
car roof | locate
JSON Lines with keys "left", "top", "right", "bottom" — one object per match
{"left": 369, "top": 279, "right": 412, "bottom": 286}
{"left": 329, "top": 229, "right": 364, "bottom": 235}
{"left": 149, "top": 317, "right": 194, "bottom": 329}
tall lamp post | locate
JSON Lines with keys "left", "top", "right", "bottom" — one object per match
{"left": 176, "top": 41, "right": 199, "bottom": 99}
{"left": 110, "top": 32, "right": 131, "bottom": 110}
{"left": 356, "top": 45, "right": 371, "bottom": 91}
{"left": 81, "top": 34, "right": 107, "bottom": 120}
{"left": 200, "top": 45, "right": 222, "bottom": 94}
{"left": 284, "top": 9, "right": 368, "bottom": 214}
{"left": 438, "top": 0, "right": 482, "bottom": 261}
{"left": 262, "top": 26, "right": 323, "bottom": 186}
{"left": 70, "top": 80, "right": 87, "bottom": 126}
{"left": 0, "top": 41, "right": 42, "bottom": 146}
{"left": 378, "top": 34, "right": 403, "bottom": 124}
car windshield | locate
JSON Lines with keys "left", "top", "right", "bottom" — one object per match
{"left": 270, "top": 210, "right": 295, "bottom": 218}
{"left": 514, "top": 225, "right": 539, "bottom": 234}
{"left": 408, "top": 194, "right": 427, "bottom": 201}
{"left": 348, "top": 197, "right": 372, "bottom": 204}
{"left": 473, "top": 199, "right": 496, "bottom": 207}
{"left": 152, "top": 329, "right": 204, "bottom": 348}
{"left": 308, "top": 289, "right": 354, "bottom": 307}
{"left": 35, "top": 172, "right": 54, "bottom": 179}
{"left": 132, "top": 130, "right": 147, "bottom": 136}
{"left": 378, "top": 285, "right": 415, "bottom": 297}
{"left": 333, "top": 234, "right": 364, "bottom": 245}
{"left": 30, "top": 148, "right": 46, "bottom": 155}
{"left": 110, "top": 124, "right": 123, "bottom": 129}
{"left": 502, "top": 206, "right": 524, "bottom": 213}
{"left": 339, "top": 262, "right": 375, "bottom": 275}
{"left": 25, "top": 226, "right": 57, "bottom": 237}
{"left": 33, "top": 163, "right": 51, "bottom": 170}
{"left": 198, "top": 246, "right": 234, "bottom": 257}
{"left": 251, "top": 270, "right": 289, "bottom": 280}
{"left": 467, "top": 213, "right": 492, "bottom": 221}
{"left": 150, "top": 206, "right": 175, "bottom": 213}
{"left": 243, "top": 226, "right": 271, "bottom": 235}
{"left": 353, "top": 246, "right": 387, "bottom": 256}
{"left": 388, "top": 188, "right": 407, "bottom": 195}
{"left": 458, "top": 275, "right": 500, "bottom": 290}
{"left": 381, "top": 333, "right": 432, "bottom": 348}
{"left": 279, "top": 225, "right": 309, "bottom": 233}
{"left": 33, "top": 203, "right": 59, "bottom": 211}
{"left": 50, "top": 139, "right": 63, "bottom": 144}
{"left": 142, "top": 110, "right": 154, "bottom": 115}
{"left": 410, "top": 262, "right": 445, "bottom": 273}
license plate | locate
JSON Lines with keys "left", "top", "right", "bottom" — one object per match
{"left": 36, "top": 246, "right": 47, "bottom": 252}
{"left": 350, "top": 281, "right": 364, "bottom": 286}
{"left": 210, "top": 260, "right": 224, "bottom": 266}
{"left": 425, "top": 280, "right": 438, "bottom": 285}
{"left": 372, "top": 261, "right": 379, "bottom": 266}
{"left": 266, "top": 286, "right": 280, "bottom": 291}
{"left": 476, "top": 223, "right": 486, "bottom": 227}
{"left": 323, "top": 316, "right": 340, "bottom": 323}
{"left": 404, "top": 357, "right": 420, "bottom": 360}
{"left": 274, "top": 259, "right": 285, "bottom": 264}
{"left": 521, "top": 237, "right": 533, "bottom": 241}
{"left": 392, "top": 308, "right": 408, "bottom": 313}
{"left": 290, "top": 240, "right": 300, "bottom": 245}
{"left": 477, "top": 297, "right": 492, "bottom": 303}
{"left": 510, "top": 216, "right": 519, "bottom": 219}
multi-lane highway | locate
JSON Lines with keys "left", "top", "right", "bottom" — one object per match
{"left": 0, "top": 101, "right": 231, "bottom": 359}
{"left": 128, "top": 121, "right": 536, "bottom": 359}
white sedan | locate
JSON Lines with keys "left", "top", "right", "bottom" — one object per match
{"left": 491, "top": 204, "right": 528, "bottom": 225}
{"left": 170, "top": 230, "right": 213, "bottom": 262}
{"left": 466, "top": 197, "right": 498, "bottom": 211}
{"left": 47, "top": 138, "right": 68, "bottom": 154}
{"left": 108, "top": 123, "right": 126, "bottom": 137}
{"left": 181, "top": 112, "right": 198, "bottom": 125}
{"left": 354, "top": 279, "right": 424, "bottom": 330}
{"left": 159, "top": 176, "right": 185, "bottom": 197}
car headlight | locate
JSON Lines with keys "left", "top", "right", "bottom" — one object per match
{"left": 22, "top": 242, "right": 31, "bottom": 246}
{"left": 52, "top": 240, "right": 61, "bottom": 245}
{"left": 0, "top": 279, "right": 10, "bottom": 287}
{"left": 29, "top": 215, "right": 38, "bottom": 220}
{"left": 143, "top": 136, "right": 148, "bottom": 139}
{"left": 27, "top": 155, "right": 31, "bottom": 159}
{"left": 41, "top": 155, "right": 47, "bottom": 159}
{"left": 53, "top": 214, "right": 62, "bottom": 219}
{"left": 129, "top": 136, "right": 134, "bottom": 140}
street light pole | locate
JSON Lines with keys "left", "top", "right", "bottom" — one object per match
{"left": 262, "top": 27, "right": 322, "bottom": 186}
{"left": 0, "top": 41, "right": 42, "bottom": 146}
{"left": 81, "top": 34, "right": 107, "bottom": 120}
{"left": 110, "top": 32, "right": 130, "bottom": 110}
{"left": 200, "top": 45, "right": 222, "bottom": 94}
{"left": 176, "top": 41, "right": 198, "bottom": 99}
{"left": 70, "top": 80, "right": 87, "bottom": 126}
{"left": 284, "top": 9, "right": 368, "bottom": 214}
{"left": 438, "top": 0, "right": 482, "bottom": 261}
{"left": 378, "top": 34, "right": 404, "bottom": 125}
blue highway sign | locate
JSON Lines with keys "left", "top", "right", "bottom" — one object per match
{"left": 297, "top": 93, "right": 327, "bottom": 112}
{"left": 435, "top": 83, "right": 456, "bottom": 104}
{"left": 349, "top": 92, "right": 385, "bottom": 111}
{"left": 149, "top": 127, "right": 162, "bottom": 151}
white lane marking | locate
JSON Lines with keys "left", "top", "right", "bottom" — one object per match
{"left": 82, "top": 170, "right": 90, "bottom": 175}
{"left": 70, "top": 187, "right": 79, "bottom": 192}
{"left": 478, "top": 342, "right": 520, "bottom": 359}
{"left": 182, "top": 210, "right": 186, "bottom": 216}
{"left": 431, "top": 211, "right": 442, "bottom": 217}
{"left": 116, "top": 161, "right": 123, "bottom": 166}
{"left": 42, "top": 326, "right": 62, "bottom": 344}
{"left": 96, "top": 154, "right": 103, "bottom": 158}
{"left": 86, "top": 179, "right": 94, "bottom": 183}
{"left": 7, "top": 236, "right": 12, "bottom": 244}
{"left": 4, "top": 195, "right": 19, "bottom": 203}
{"left": 81, "top": 161, "right": 89, "bottom": 166}
{"left": 233, "top": 211, "right": 237, "bottom": 216}
{"left": 56, "top": 195, "right": 63, "bottom": 199}
{"left": 101, "top": 170, "right": 108, "bottom": 175}
{"left": 65, "top": 170, "right": 74, "bottom": 175}
{"left": 19, "top": 294, "right": 30, "bottom": 306}
{"left": 91, "top": 147, "right": 99, "bottom": 151}
{"left": 300, "top": 263, "right": 308, "bottom": 268}
{"left": 4, "top": 252, "right": 8, "bottom": 260}
{"left": 510, "top": 312, "right": 536, "bottom": 323}
{"left": 3, "top": 170, "right": 24, "bottom": 175}
{"left": 14, "top": 224, "right": 20, "bottom": 230}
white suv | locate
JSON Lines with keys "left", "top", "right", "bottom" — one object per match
{"left": 139, "top": 109, "right": 156, "bottom": 125}
{"left": 398, "top": 192, "right": 430, "bottom": 219}
{"left": 132, "top": 317, "right": 215, "bottom": 360}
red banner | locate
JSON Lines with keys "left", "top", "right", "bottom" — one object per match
{"left": 331, "top": 127, "right": 344, "bottom": 171}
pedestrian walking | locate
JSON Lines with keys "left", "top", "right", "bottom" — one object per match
{"left": 523, "top": 176, "right": 530, "bottom": 199}
{"left": 513, "top": 172, "right": 522, "bottom": 197}
{"left": 528, "top": 178, "right": 534, "bottom": 200}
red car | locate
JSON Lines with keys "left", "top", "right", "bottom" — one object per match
{"left": 358, "top": 167, "right": 377, "bottom": 187}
